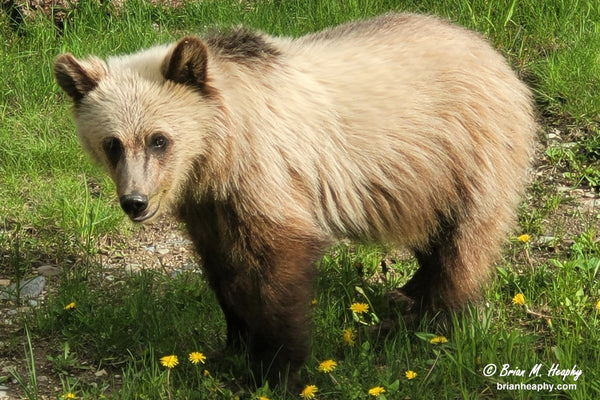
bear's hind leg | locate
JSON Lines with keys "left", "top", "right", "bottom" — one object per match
{"left": 400, "top": 218, "right": 499, "bottom": 313}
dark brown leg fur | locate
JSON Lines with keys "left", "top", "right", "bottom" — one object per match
{"left": 185, "top": 200, "right": 329, "bottom": 387}
{"left": 400, "top": 215, "right": 493, "bottom": 314}
{"left": 206, "top": 236, "right": 325, "bottom": 387}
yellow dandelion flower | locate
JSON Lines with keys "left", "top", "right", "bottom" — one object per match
{"left": 159, "top": 354, "right": 179, "bottom": 369}
{"left": 203, "top": 369, "right": 210, "bottom": 376}
{"left": 299, "top": 384, "right": 318, "bottom": 399}
{"left": 429, "top": 336, "right": 448, "bottom": 344}
{"left": 596, "top": 300, "right": 600, "bottom": 314}
{"left": 257, "top": 396, "right": 270, "bottom": 400}
{"left": 189, "top": 351, "right": 206, "bottom": 365}
{"left": 368, "top": 386, "right": 386, "bottom": 396}
{"left": 311, "top": 298, "right": 317, "bottom": 306}
{"left": 62, "top": 393, "right": 77, "bottom": 399}
{"left": 405, "top": 370, "right": 417, "bottom": 380}
{"left": 517, "top": 234, "right": 530, "bottom": 243}
{"left": 512, "top": 293, "right": 525, "bottom": 306}
{"left": 342, "top": 328, "right": 355, "bottom": 346}
{"left": 64, "top": 302, "right": 76, "bottom": 310}
{"left": 317, "top": 359, "right": 337, "bottom": 373}
{"left": 349, "top": 302, "right": 369, "bottom": 313}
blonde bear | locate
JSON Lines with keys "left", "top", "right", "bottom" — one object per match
{"left": 54, "top": 13, "right": 536, "bottom": 385}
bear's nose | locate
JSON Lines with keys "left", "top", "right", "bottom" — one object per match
{"left": 119, "top": 193, "right": 148, "bottom": 217}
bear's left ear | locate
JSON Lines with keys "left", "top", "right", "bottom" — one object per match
{"left": 162, "top": 36, "right": 209, "bottom": 92}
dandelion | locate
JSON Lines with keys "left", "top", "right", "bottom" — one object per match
{"left": 317, "top": 359, "right": 337, "bottom": 373}
{"left": 596, "top": 300, "right": 600, "bottom": 314}
{"left": 517, "top": 234, "right": 530, "bottom": 243}
{"left": 342, "top": 328, "right": 355, "bottom": 346}
{"left": 189, "top": 351, "right": 206, "bottom": 365}
{"left": 257, "top": 397, "right": 270, "bottom": 400}
{"left": 64, "top": 302, "right": 76, "bottom": 310}
{"left": 368, "top": 386, "right": 386, "bottom": 396}
{"left": 429, "top": 336, "right": 448, "bottom": 344}
{"left": 349, "top": 302, "right": 369, "bottom": 313}
{"left": 62, "top": 393, "right": 77, "bottom": 399}
{"left": 299, "top": 384, "right": 318, "bottom": 399}
{"left": 311, "top": 298, "right": 318, "bottom": 306}
{"left": 203, "top": 369, "right": 210, "bottom": 376}
{"left": 405, "top": 370, "right": 417, "bottom": 380}
{"left": 512, "top": 293, "right": 525, "bottom": 306}
{"left": 160, "top": 354, "right": 179, "bottom": 369}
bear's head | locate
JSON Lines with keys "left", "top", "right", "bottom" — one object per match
{"left": 54, "top": 37, "right": 220, "bottom": 222}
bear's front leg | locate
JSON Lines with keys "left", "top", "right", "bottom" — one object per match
{"left": 207, "top": 226, "right": 328, "bottom": 388}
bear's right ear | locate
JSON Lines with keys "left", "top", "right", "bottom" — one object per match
{"left": 162, "top": 36, "right": 209, "bottom": 92}
{"left": 54, "top": 53, "right": 107, "bottom": 102}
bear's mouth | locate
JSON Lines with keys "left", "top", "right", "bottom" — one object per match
{"left": 130, "top": 203, "right": 160, "bottom": 223}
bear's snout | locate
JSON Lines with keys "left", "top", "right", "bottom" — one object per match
{"left": 119, "top": 193, "right": 148, "bottom": 219}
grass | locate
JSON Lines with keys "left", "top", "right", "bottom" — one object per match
{"left": 1, "top": 0, "right": 600, "bottom": 398}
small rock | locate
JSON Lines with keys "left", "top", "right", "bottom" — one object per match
{"left": 547, "top": 128, "right": 560, "bottom": 140}
{"left": 0, "top": 279, "right": 10, "bottom": 287}
{"left": 95, "top": 368, "right": 108, "bottom": 377}
{"left": 19, "top": 276, "right": 46, "bottom": 298}
{"left": 36, "top": 375, "right": 49, "bottom": 383}
{"left": 0, "top": 276, "right": 46, "bottom": 300}
{"left": 37, "top": 265, "right": 61, "bottom": 277}
{"left": 156, "top": 248, "right": 169, "bottom": 255}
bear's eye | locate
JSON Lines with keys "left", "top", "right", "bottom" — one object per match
{"left": 149, "top": 134, "right": 169, "bottom": 152}
{"left": 102, "top": 137, "right": 123, "bottom": 167}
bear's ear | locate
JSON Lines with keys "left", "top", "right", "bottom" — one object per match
{"left": 162, "top": 36, "right": 208, "bottom": 92}
{"left": 54, "top": 53, "right": 107, "bottom": 102}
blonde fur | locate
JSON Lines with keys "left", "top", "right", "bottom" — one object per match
{"left": 54, "top": 13, "right": 536, "bottom": 385}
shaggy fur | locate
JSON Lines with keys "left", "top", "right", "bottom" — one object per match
{"left": 54, "top": 13, "right": 536, "bottom": 385}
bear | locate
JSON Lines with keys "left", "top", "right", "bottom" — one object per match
{"left": 53, "top": 12, "right": 536, "bottom": 386}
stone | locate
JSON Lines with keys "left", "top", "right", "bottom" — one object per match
{"left": 37, "top": 265, "right": 60, "bottom": 276}
{"left": 18, "top": 276, "right": 46, "bottom": 298}
{"left": 0, "top": 276, "right": 46, "bottom": 300}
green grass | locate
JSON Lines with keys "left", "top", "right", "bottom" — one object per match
{"left": 2, "top": 0, "right": 600, "bottom": 398}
